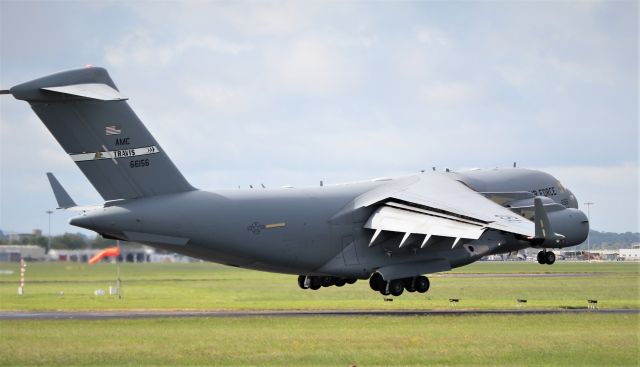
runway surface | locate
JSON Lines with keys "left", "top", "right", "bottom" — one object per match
{"left": 1, "top": 308, "right": 637, "bottom": 320}
{"left": 433, "top": 272, "right": 606, "bottom": 278}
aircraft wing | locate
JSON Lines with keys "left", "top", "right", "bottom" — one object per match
{"left": 346, "top": 174, "right": 534, "bottom": 247}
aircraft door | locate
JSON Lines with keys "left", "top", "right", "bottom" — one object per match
{"left": 342, "top": 235, "right": 360, "bottom": 265}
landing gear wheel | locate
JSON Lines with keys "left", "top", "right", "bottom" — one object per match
{"left": 334, "top": 278, "right": 346, "bottom": 287}
{"left": 309, "top": 277, "right": 321, "bottom": 290}
{"left": 320, "top": 276, "right": 334, "bottom": 287}
{"left": 404, "top": 277, "right": 417, "bottom": 292}
{"left": 537, "top": 251, "right": 546, "bottom": 264}
{"left": 389, "top": 280, "right": 404, "bottom": 297}
{"left": 297, "top": 275, "right": 308, "bottom": 289}
{"left": 545, "top": 251, "right": 556, "bottom": 265}
{"left": 415, "top": 276, "right": 430, "bottom": 293}
{"left": 369, "top": 273, "right": 383, "bottom": 291}
{"left": 345, "top": 278, "right": 357, "bottom": 285}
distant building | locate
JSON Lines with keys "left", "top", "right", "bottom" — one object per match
{"left": 0, "top": 243, "right": 197, "bottom": 263}
{"left": 0, "top": 245, "right": 46, "bottom": 262}
{"left": 4, "top": 229, "right": 43, "bottom": 243}
{"left": 50, "top": 246, "right": 155, "bottom": 263}
{"left": 619, "top": 247, "right": 640, "bottom": 261}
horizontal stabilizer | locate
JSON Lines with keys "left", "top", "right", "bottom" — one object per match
{"left": 42, "top": 83, "right": 126, "bottom": 101}
{"left": 46, "top": 172, "right": 77, "bottom": 209}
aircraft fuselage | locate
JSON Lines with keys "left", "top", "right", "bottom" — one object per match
{"left": 70, "top": 168, "right": 588, "bottom": 278}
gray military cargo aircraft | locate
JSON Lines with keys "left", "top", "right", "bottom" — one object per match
{"left": 3, "top": 67, "right": 589, "bottom": 296}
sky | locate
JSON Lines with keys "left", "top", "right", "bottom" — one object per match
{"left": 0, "top": 1, "right": 638, "bottom": 236}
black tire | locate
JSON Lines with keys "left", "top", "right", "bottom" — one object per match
{"left": 537, "top": 251, "right": 546, "bottom": 264}
{"left": 415, "top": 276, "right": 430, "bottom": 293}
{"left": 297, "top": 275, "right": 307, "bottom": 289}
{"left": 389, "top": 280, "right": 404, "bottom": 297}
{"left": 334, "top": 278, "right": 346, "bottom": 287}
{"left": 369, "top": 273, "right": 383, "bottom": 291}
{"left": 309, "top": 277, "right": 321, "bottom": 290}
{"left": 545, "top": 251, "right": 556, "bottom": 265}
{"left": 345, "top": 278, "right": 357, "bottom": 285}
{"left": 404, "top": 277, "right": 417, "bottom": 292}
{"left": 321, "top": 276, "right": 334, "bottom": 287}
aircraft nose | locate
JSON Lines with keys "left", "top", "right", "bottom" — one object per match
{"left": 567, "top": 191, "right": 579, "bottom": 209}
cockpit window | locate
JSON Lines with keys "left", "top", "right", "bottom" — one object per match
{"left": 556, "top": 181, "right": 566, "bottom": 193}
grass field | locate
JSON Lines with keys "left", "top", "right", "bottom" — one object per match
{"left": 1, "top": 314, "right": 638, "bottom": 366}
{"left": 0, "top": 261, "right": 638, "bottom": 311}
{"left": 0, "top": 261, "right": 638, "bottom": 366}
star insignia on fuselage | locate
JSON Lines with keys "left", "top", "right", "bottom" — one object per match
{"left": 247, "top": 222, "right": 265, "bottom": 235}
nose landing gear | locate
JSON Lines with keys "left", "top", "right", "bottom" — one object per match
{"left": 537, "top": 250, "right": 556, "bottom": 265}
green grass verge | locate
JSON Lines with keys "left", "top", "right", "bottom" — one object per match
{"left": 0, "top": 314, "right": 638, "bottom": 366}
{"left": 0, "top": 262, "right": 638, "bottom": 311}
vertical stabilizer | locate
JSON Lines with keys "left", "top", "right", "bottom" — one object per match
{"left": 10, "top": 68, "right": 194, "bottom": 201}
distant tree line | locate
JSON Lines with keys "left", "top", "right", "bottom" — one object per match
{"left": 574, "top": 230, "right": 640, "bottom": 250}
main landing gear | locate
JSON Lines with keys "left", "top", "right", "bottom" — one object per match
{"left": 368, "top": 272, "right": 430, "bottom": 297}
{"left": 297, "top": 275, "right": 357, "bottom": 290}
{"left": 537, "top": 250, "right": 556, "bottom": 265}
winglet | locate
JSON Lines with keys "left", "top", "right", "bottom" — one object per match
{"left": 46, "top": 173, "right": 77, "bottom": 209}
{"left": 533, "top": 197, "right": 565, "bottom": 245}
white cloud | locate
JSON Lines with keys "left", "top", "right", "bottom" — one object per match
{"left": 268, "top": 36, "right": 360, "bottom": 95}
{"left": 225, "top": 2, "right": 317, "bottom": 36}
{"left": 186, "top": 83, "right": 253, "bottom": 112}
{"left": 105, "top": 31, "right": 252, "bottom": 68}
{"left": 418, "top": 82, "right": 478, "bottom": 106}
{"left": 1, "top": 1, "right": 637, "bottom": 235}
{"left": 414, "top": 25, "right": 449, "bottom": 46}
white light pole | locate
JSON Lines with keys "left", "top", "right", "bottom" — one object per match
{"left": 584, "top": 202, "right": 594, "bottom": 262}
{"left": 45, "top": 210, "right": 54, "bottom": 255}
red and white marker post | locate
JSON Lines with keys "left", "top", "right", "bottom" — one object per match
{"left": 18, "top": 259, "right": 26, "bottom": 295}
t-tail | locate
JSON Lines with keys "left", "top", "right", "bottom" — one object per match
{"left": 7, "top": 67, "right": 194, "bottom": 201}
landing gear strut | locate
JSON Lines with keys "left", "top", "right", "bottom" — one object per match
{"left": 388, "top": 279, "right": 404, "bottom": 296}
{"left": 537, "top": 250, "right": 556, "bottom": 265}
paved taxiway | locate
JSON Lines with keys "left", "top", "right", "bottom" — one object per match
{"left": 1, "top": 309, "right": 637, "bottom": 320}
{"left": 434, "top": 272, "right": 606, "bottom": 278}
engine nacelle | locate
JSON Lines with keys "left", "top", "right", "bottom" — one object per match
{"left": 546, "top": 208, "right": 589, "bottom": 248}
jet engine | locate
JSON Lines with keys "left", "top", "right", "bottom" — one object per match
{"left": 546, "top": 208, "right": 589, "bottom": 248}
